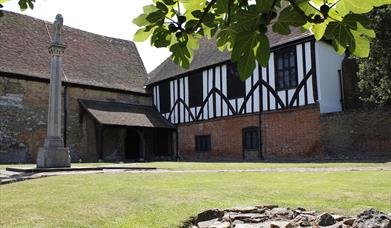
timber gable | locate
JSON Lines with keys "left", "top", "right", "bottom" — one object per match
{"left": 150, "top": 37, "right": 319, "bottom": 125}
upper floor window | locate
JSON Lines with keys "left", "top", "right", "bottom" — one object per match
{"left": 227, "top": 63, "right": 246, "bottom": 99}
{"left": 188, "top": 72, "right": 204, "bottom": 108}
{"left": 159, "top": 81, "right": 171, "bottom": 113}
{"left": 274, "top": 47, "right": 298, "bottom": 91}
{"left": 195, "top": 135, "right": 211, "bottom": 152}
{"left": 243, "top": 127, "right": 259, "bottom": 150}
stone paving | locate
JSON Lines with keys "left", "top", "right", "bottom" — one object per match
{"left": 1, "top": 166, "right": 391, "bottom": 185}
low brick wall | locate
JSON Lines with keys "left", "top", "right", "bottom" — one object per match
{"left": 321, "top": 107, "right": 391, "bottom": 160}
{"left": 178, "top": 106, "right": 323, "bottom": 161}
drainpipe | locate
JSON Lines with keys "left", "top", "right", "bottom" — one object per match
{"left": 175, "top": 129, "right": 179, "bottom": 161}
{"left": 338, "top": 69, "right": 345, "bottom": 111}
{"left": 258, "top": 109, "right": 264, "bottom": 160}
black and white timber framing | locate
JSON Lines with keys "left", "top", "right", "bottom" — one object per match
{"left": 152, "top": 40, "right": 318, "bottom": 125}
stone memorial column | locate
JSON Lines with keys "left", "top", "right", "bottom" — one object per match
{"left": 36, "top": 14, "right": 71, "bottom": 168}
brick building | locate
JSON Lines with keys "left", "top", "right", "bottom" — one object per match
{"left": 0, "top": 12, "right": 175, "bottom": 163}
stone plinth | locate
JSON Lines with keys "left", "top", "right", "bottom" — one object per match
{"left": 36, "top": 146, "right": 70, "bottom": 168}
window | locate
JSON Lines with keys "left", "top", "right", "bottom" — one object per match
{"left": 195, "top": 135, "right": 211, "bottom": 152}
{"left": 159, "top": 81, "right": 171, "bottom": 113}
{"left": 274, "top": 46, "right": 298, "bottom": 91}
{"left": 243, "top": 127, "right": 259, "bottom": 150}
{"left": 227, "top": 63, "right": 246, "bottom": 99}
{"left": 188, "top": 72, "right": 203, "bottom": 107}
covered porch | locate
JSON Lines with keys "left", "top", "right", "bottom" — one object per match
{"left": 79, "top": 99, "right": 176, "bottom": 162}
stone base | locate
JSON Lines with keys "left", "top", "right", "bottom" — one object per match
{"left": 36, "top": 146, "right": 71, "bottom": 168}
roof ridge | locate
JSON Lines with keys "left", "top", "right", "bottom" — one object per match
{"left": 2, "top": 10, "right": 136, "bottom": 45}
{"left": 79, "top": 98, "right": 154, "bottom": 108}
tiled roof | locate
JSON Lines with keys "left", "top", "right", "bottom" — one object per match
{"left": 0, "top": 11, "right": 147, "bottom": 93}
{"left": 147, "top": 27, "right": 312, "bottom": 85}
{"left": 79, "top": 99, "right": 175, "bottom": 129}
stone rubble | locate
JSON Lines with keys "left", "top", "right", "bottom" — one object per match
{"left": 183, "top": 206, "right": 391, "bottom": 228}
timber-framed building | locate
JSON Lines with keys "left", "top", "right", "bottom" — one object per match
{"left": 147, "top": 29, "right": 346, "bottom": 161}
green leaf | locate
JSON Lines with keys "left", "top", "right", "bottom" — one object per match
{"left": 133, "top": 14, "right": 150, "bottom": 27}
{"left": 296, "top": 0, "right": 320, "bottom": 16}
{"left": 272, "top": 6, "right": 306, "bottom": 35}
{"left": 162, "top": 0, "right": 176, "bottom": 6}
{"left": 26, "top": 0, "right": 33, "bottom": 9}
{"left": 191, "top": 10, "right": 203, "bottom": 19}
{"left": 231, "top": 6, "right": 260, "bottom": 32}
{"left": 134, "top": 28, "right": 155, "bottom": 42}
{"left": 214, "top": 0, "right": 229, "bottom": 14}
{"left": 350, "top": 30, "right": 370, "bottom": 57}
{"left": 18, "top": 0, "right": 27, "bottom": 10}
{"left": 187, "top": 34, "right": 200, "bottom": 50}
{"left": 312, "top": 22, "right": 328, "bottom": 40}
{"left": 151, "top": 27, "right": 172, "bottom": 47}
{"left": 332, "top": 40, "right": 346, "bottom": 55}
{"left": 170, "top": 42, "right": 192, "bottom": 69}
{"left": 180, "top": 0, "right": 205, "bottom": 11}
{"left": 325, "top": 22, "right": 353, "bottom": 46}
{"left": 343, "top": 14, "right": 375, "bottom": 38}
{"left": 232, "top": 32, "right": 258, "bottom": 79}
{"left": 256, "top": 34, "right": 270, "bottom": 67}
{"left": 336, "top": 0, "right": 391, "bottom": 16}
{"left": 216, "top": 28, "right": 235, "bottom": 52}
{"left": 143, "top": 4, "right": 159, "bottom": 14}
{"left": 156, "top": 2, "right": 168, "bottom": 13}
{"left": 146, "top": 10, "right": 166, "bottom": 24}
{"left": 256, "top": 0, "right": 274, "bottom": 13}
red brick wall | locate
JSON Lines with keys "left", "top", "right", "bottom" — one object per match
{"left": 177, "top": 105, "right": 323, "bottom": 161}
{"left": 178, "top": 114, "right": 259, "bottom": 161}
{"left": 262, "top": 105, "right": 323, "bottom": 160}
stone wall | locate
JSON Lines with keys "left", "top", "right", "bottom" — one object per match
{"left": 177, "top": 105, "right": 323, "bottom": 161}
{"left": 0, "top": 75, "right": 152, "bottom": 163}
{"left": 0, "top": 77, "right": 47, "bottom": 163}
{"left": 321, "top": 107, "right": 391, "bottom": 160}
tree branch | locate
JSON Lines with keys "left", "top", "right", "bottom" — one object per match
{"left": 287, "top": 0, "right": 326, "bottom": 24}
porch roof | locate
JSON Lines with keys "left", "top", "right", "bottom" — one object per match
{"left": 79, "top": 99, "right": 175, "bottom": 129}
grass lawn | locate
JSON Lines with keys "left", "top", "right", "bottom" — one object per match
{"left": 1, "top": 161, "right": 390, "bottom": 171}
{"left": 1, "top": 170, "right": 390, "bottom": 227}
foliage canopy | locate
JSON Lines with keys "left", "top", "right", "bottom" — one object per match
{"left": 357, "top": 5, "right": 391, "bottom": 105}
{"left": 132, "top": 0, "right": 391, "bottom": 80}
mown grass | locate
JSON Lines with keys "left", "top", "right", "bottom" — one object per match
{"left": 1, "top": 161, "right": 390, "bottom": 171}
{"left": 1, "top": 170, "right": 390, "bottom": 227}
{"left": 125, "top": 161, "right": 391, "bottom": 170}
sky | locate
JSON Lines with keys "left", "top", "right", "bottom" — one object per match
{"left": 2, "top": 0, "right": 171, "bottom": 73}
